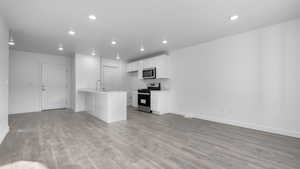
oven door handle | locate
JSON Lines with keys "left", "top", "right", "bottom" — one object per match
{"left": 138, "top": 93, "right": 150, "bottom": 95}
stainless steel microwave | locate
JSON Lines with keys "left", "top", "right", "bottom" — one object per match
{"left": 143, "top": 68, "right": 156, "bottom": 79}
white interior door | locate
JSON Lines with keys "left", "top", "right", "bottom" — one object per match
{"left": 42, "top": 64, "right": 67, "bottom": 110}
{"left": 103, "top": 66, "right": 120, "bottom": 91}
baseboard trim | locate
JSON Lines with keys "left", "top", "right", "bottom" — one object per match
{"left": 9, "top": 110, "right": 41, "bottom": 115}
{"left": 182, "top": 113, "right": 300, "bottom": 139}
{"left": 0, "top": 125, "right": 9, "bottom": 144}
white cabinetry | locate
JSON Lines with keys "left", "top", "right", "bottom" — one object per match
{"left": 151, "top": 91, "right": 169, "bottom": 115}
{"left": 126, "top": 61, "right": 139, "bottom": 72}
{"left": 78, "top": 89, "right": 127, "bottom": 123}
{"left": 126, "top": 54, "right": 170, "bottom": 79}
{"left": 131, "top": 91, "right": 138, "bottom": 107}
{"left": 155, "top": 55, "right": 170, "bottom": 79}
{"left": 137, "top": 61, "right": 144, "bottom": 79}
{"left": 142, "top": 58, "right": 151, "bottom": 69}
{"left": 143, "top": 58, "right": 156, "bottom": 69}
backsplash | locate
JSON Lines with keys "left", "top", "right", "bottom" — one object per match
{"left": 126, "top": 72, "right": 170, "bottom": 91}
{"left": 144, "top": 79, "right": 170, "bottom": 90}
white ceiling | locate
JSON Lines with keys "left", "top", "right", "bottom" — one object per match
{"left": 0, "top": 0, "right": 300, "bottom": 60}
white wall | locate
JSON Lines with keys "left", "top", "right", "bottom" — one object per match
{"left": 126, "top": 72, "right": 146, "bottom": 91}
{"left": 102, "top": 58, "right": 127, "bottom": 90}
{"left": 74, "top": 55, "right": 128, "bottom": 112}
{"left": 0, "top": 16, "right": 9, "bottom": 143}
{"left": 9, "top": 50, "right": 72, "bottom": 114}
{"left": 169, "top": 18, "right": 300, "bottom": 138}
{"left": 74, "top": 53, "right": 100, "bottom": 112}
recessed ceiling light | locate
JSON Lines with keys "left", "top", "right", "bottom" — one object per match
{"left": 58, "top": 44, "right": 63, "bottom": 51}
{"left": 91, "top": 50, "right": 96, "bottom": 56}
{"left": 8, "top": 41, "right": 15, "bottom": 46}
{"left": 68, "top": 29, "right": 76, "bottom": 36}
{"left": 111, "top": 40, "right": 117, "bottom": 45}
{"left": 230, "top": 15, "right": 239, "bottom": 21}
{"left": 162, "top": 40, "right": 168, "bottom": 44}
{"left": 116, "top": 53, "right": 120, "bottom": 60}
{"left": 88, "top": 14, "right": 96, "bottom": 21}
{"left": 8, "top": 31, "right": 15, "bottom": 46}
{"left": 140, "top": 47, "right": 145, "bottom": 52}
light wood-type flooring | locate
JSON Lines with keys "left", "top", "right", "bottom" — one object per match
{"left": 0, "top": 107, "right": 299, "bottom": 169}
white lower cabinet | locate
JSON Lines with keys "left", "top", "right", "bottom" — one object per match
{"left": 151, "top": 91, "right": 169, "bottom": 115}
{"left": 131, "top": 91, "right": 138, "bottom": 107}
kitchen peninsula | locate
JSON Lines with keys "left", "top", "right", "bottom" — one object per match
{"left": 78, "top": 88, "right": 127, "bottom": 123}
{"left": 74, "top": 54, "right": 127, "bottom": 123}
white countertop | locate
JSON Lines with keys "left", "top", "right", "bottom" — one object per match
{"left": 78, "top": 88, "right": 127, "bottom": 94}
{"left": 78, "top": 88, "right": 127, "bottom": 123}
{"left": 150, "top": 90, "right": 169, "bottom": 93}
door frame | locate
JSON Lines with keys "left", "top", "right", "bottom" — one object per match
{"left": 102, "top": 64, "right": 120, "bottom": 91}
{"left": 41, "top": 63, "right": 69, "bottom": 111}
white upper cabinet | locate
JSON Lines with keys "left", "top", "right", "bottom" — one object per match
{"left": 126, "top": 54, "right": 170, "bottom": 79}
{"left": 155, "top": 55, "right": 170, "bottom": 79}
{"left": 126, "top": 61, "right": 139, "bottom": 72}
{"left": 142, "top": 58, "right": 155, "bottom": 69}
{"left": 137, "top": 60, "right": 143, "bottom": 79}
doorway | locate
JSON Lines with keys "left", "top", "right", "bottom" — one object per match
{"left": 41, "top": 64, "right": 68, "bottom": 110}
{"left": 103, "top": 65, "right": 121, "bottom": 91}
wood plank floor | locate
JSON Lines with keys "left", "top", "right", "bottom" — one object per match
{"left": 0, "top": 107, "right": 300, "bottom": 169}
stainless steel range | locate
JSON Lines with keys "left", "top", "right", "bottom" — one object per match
{"left": 137, "top": 83, "right": 161, "bottom": 113}
{"left": 138, "top": 89, "right": 151, "bottom": 113}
